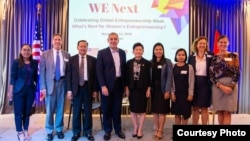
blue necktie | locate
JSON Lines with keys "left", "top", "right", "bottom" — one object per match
{"left": 55, "top": 52, "right": 61, "bottom": 81}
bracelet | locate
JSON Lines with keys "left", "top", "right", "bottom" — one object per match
{"left": 218, "top": 84, "right": 222, "bottom": 89}
{"left": 216, "top": 82, "right": 221, "bottom": 88}
{"left": 228, "top": 83, "right": 235, "bottom": 89}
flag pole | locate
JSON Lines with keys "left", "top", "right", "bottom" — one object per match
{"left": 33, "top": 3, "right": 45, "bottom": 113}
{"left": 36, "top": 3, "right": 41, "bottom": 20}
{"left": 37, "top": 4, "right": 41, "bottom": 11}
{"left": 213, "top": 9, "right": 220, "bottom": 54}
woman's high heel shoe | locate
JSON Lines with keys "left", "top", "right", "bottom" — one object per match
{"left": 17, "top": 132, "right": 26, "bottom": 141}
{"left": 137, "top": 134, "right": 143, "bottom": 139}
{"left": 154, "top": 131, "right": 163, "bottom": 140}
{"left": 24, "top": 130, "right": 31, "bottom": 141}
{"left": 132, "top": 128, "right": 138, "bottom": 138}
{"left": 152, "top": 130, "right": 158, "bottom": 139}
{"left": 132, "top": 133, "right": 137, "bottom": 137}
{"left": 137, "top": 131, "right": 143, "bottom": 139}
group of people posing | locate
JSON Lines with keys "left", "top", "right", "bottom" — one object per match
{"left": 8, "top": 32, "right": 240, "bottom": 141}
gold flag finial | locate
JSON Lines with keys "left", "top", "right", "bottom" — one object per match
{"left": 36, "top": 3, "right": 42, "bottom": 14}
{"left": 216, "top": 10, "right": 219, "bottom": 17}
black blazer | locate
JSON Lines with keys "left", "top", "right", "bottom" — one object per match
{"left": 126, "top": 58, "right": 151, "bottom": 90}
{"left": 66, "top": 54, "right": 98, "bottom": 96}
{"left": 10, "top": 59, "right": 38, "bottom": 94}
{"left": 188, "top": 52, "right": 213, "bottom": 77}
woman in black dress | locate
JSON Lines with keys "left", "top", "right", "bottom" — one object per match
{"left": 171, "top": 48, "right": 194, "bottom": 125}
{"left": 151, "top": 43, "right": 173, "bottom": 140}
{"left": 125, "top": 42, "right": 151, "bottom": 139}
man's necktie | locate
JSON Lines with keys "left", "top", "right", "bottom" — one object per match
{"left": 55, "top": 51, "right": 61, "bottom": 81}
{"left": 79, "top": 57, "right": 85, "bottom": 86}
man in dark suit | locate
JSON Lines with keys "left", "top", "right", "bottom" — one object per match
{"left": 96, "top": 32, "right": 126, "bottom": 141}
{"left": 66, "top": 40, "right": 98, "bottom": 141}
{"left": 40, "top": 34, "right": 70, "bottom": 141}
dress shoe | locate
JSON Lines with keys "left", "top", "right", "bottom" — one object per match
{"left": 103, "top": 133, "right": 111, "bottom": 141}
{"left": 17, "top": 132, "right": 25, "bottom": 141}
{"left": 71, "top": 134, "right": 80, "bottom": 141}
{"left": 137, "top": 134, "right": 143, "bottom": 139}
{"left": 132, "top": 128, "right": 138, "bottom": 137}
{"left": 85, "top": 133, "right": 95, "bottom": 141}
{"left": 24, "top": 131, "right": 31, "bottom": 140}
{"left": 116, "top": 131, "right": 125, "bottom": 139}
{"left": 47, "top": 133, "right": 53, "bottom": 141}
{"left": 154, "top": 131, "right": 163, "bottom": 140}
{"left": 132, "top": 133, "right": 137, "bottom": 137}
{"left": 56, "top": 131, "right": 64, "bottom": 139}
{"left": 137, "top": 131, "right": 143, "bottom": 139}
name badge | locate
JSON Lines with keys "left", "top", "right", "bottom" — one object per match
{"left": 157, "top": 65, "right": 162, "bottom": 69}
{"left": 224, "top": 58, "right": 232, "bottom": 61}
{"left": 181, "top": 70, "right": 187, "bottom": 74}
{"left": 64, "top": 58, "right": 69, "bottom": 62}
{"left": 207, "top": 54, "right": 212, "bottom": 58}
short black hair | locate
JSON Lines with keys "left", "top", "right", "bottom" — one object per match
{"left": 132, "top": 42, "right": 144, "bottom": 50}
{"left": 77, "top": 40, "right": 88, "bottom": 46}
{"left": 174, "top": 48, "right": 187, "bottom": 62}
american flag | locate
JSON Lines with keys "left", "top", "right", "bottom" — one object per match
{"left": 32, "top": 3, "right": 44, "bottom": 110}
{"left": 32, "top": 5, "right": 43, "bottom": 64}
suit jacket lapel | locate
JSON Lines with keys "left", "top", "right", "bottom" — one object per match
{"left": 86, "top": 55, "right": 91, "bottom": 79}
{"left": 118, "top": 49, "right": 123, "bottom": 68}
{"left": 193, "top": 56, "right": 196, "bottom": 73}
{"left": 75, "top": 55, "right": 80, "bottom": 76}
{"left": 190, "top": 55, "right": 196, "bottom": 72}
{"left": 61, "top": 51, "right": 66, "bottom": 70}
{"left": 205, "top": 54, "right": 210, "bottom": 75}
{"left": 107, "top": 47, "right": 115, "bottom": 66}
{"left": 49, "top": 49, "right": 55, "bottom": 70}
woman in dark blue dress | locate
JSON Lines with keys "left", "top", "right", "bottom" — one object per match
{"left": 171, "top": 48, "right": 194, "bottom": 125}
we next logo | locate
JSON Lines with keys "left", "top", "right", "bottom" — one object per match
{"left": 89, "top": 3, "right": 138, "bottom": 13}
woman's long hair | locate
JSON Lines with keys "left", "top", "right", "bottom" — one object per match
{"left": 18, "top": 44, "right": 33, "bottom": 67}
{"left": 151, "top": 42, "right": 166, "bottom": 67}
